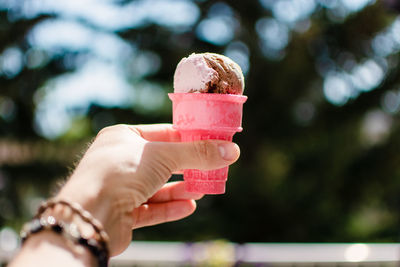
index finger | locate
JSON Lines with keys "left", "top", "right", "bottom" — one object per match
{"left": 128, "top": 124, "right": 181, "bottom": 142}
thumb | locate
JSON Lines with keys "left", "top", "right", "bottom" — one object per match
{"left": 150, "top": 140, "right": 240, "bottom": 172}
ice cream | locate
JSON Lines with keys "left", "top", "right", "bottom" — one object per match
{"left": 173, "top": 53, "right": 244, "bottom": 95}
{"left": 169, "top": 52, "right": 247, "bottom": 194}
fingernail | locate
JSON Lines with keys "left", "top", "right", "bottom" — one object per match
{"left": 218, "top": 143, "right": 239, "bottom": 161}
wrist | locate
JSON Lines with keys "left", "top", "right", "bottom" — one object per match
{"left": 19, "top": 199, "right": 110, "bottom": 267}
{"left": 57, "top": 173, "right": 121, "bottom": 234}
{"left": 39, "top": 201, "right": 98, "bottom": 242}
{"left": 38, "top": 199, "right": 109, "bottom": 246}
{"left": 57, "top": 171, "right": 137, "bottom": 255}
{"left": 15, "top": 230, "right": 97, "bottom": 267}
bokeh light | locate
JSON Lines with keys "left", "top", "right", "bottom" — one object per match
{"left": 256, "top": 18, "right": 290, "bottom": 60}
{"left": 34, "top": 59, "right": 134, "bottom": 138}
{"left": 2, "top": 0, "right": 199, "bottom": 30}
{"left": 0, "top": 47, "right": 24, "bottom": 79}
{"left": 361, "top": 110, "right": 393, "bottom": 145}
{"left": 323, "top": 74, "right": 354, "bottom": 105}
{"left": 344, "top": 244, "right": 370, "bottom": 262}
{"left": 381, "top": 90, "right": 400, "bottom": 114}
{"left": 224, "top": 41, "right": 250, "bottom": 75}
{"left": 0, "top": 228, "right": 18, "bottom": 253}
{"left": 271, "top": 0, "right": 317, "bottom": 25}
{"left": 196, "top": 3, "right": 237, "bottom": 46}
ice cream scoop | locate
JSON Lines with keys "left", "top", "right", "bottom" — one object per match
{"left": 173, "top": 53, "right": 244, "bottom": 94}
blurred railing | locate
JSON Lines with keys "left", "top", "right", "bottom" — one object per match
{"left": 1, "top": 241, "right": 399, "bottom": 266}
{"left": 110, "top": 241, "right": 399, "bottom": 266}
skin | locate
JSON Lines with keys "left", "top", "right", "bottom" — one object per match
{"left": 9, "top": 124, "right": 240, "bottom": 267}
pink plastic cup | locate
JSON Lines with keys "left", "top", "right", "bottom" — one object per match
{"left": 168, "top": 93, "right": 247, "bottom": 194}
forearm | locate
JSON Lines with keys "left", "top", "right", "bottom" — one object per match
{"left": 9, "top": 231, "right": 96, "bottom": 267}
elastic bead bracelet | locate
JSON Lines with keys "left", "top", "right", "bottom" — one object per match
{"left": 20, "top": 216, "right": 108, "bottom": 267}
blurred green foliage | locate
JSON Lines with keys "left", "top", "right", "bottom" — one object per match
{"left": 0, "top": 0, "right": 400, "bottom": 244}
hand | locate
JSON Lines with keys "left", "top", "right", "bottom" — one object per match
{"left": 56, "top": 124, "right": 240, "bottom": 256}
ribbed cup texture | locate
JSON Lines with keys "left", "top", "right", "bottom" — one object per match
{"left": 169, "top": 93, "right": 247, "bottom": 194}
{"left": 180, "top": 131, "right": 233, "bottom": 194}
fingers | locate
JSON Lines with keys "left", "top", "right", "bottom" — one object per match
{"left": 132, "top": 200, "right": 197, "bottom": 229}
{"left": 149, "top": 140, "right": 240, "bottom": 172}
{"left": 102, "top": 124, "right": 240, "bottom": 172}
{"left": 147, "top": 182, "right": 204, "bottom": 203}
{"left": 128, "top": 124, "right": 181, "bottom": 142}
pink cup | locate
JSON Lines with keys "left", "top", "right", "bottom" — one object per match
{"left": 168, "top": 93, "right": 247, "bottom": 194}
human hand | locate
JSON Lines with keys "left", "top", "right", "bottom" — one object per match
{"left": 56, "top": 124, "right": 240, "bottom": 256}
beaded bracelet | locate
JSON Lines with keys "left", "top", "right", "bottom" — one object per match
{"left": 20, "top": 215, "right": 108, "bottom": 267}
{"left": 36, "top": 198, "right": 110, "bottom": 248}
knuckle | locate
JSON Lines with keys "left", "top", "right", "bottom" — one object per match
{"left": 96, "top": 127, "right": 109, "bottom": 137}
{"left": 193, "top": 140, "right": 213, "bottom": 164}
{"left": 97, "top": 124, "right": 127, "bottom": 136}
{"left": 96, "top": 125, "right": 114, "bottom": 137}
{"left": 95, "top": 124, "right": 128, "bottom": 141}
{"left": 153, "top": 145, "right": 178, "bottom": 174}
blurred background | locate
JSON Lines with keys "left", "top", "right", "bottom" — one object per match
{"left": 0, "top": 0, "right": 400, "bottom": 265}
